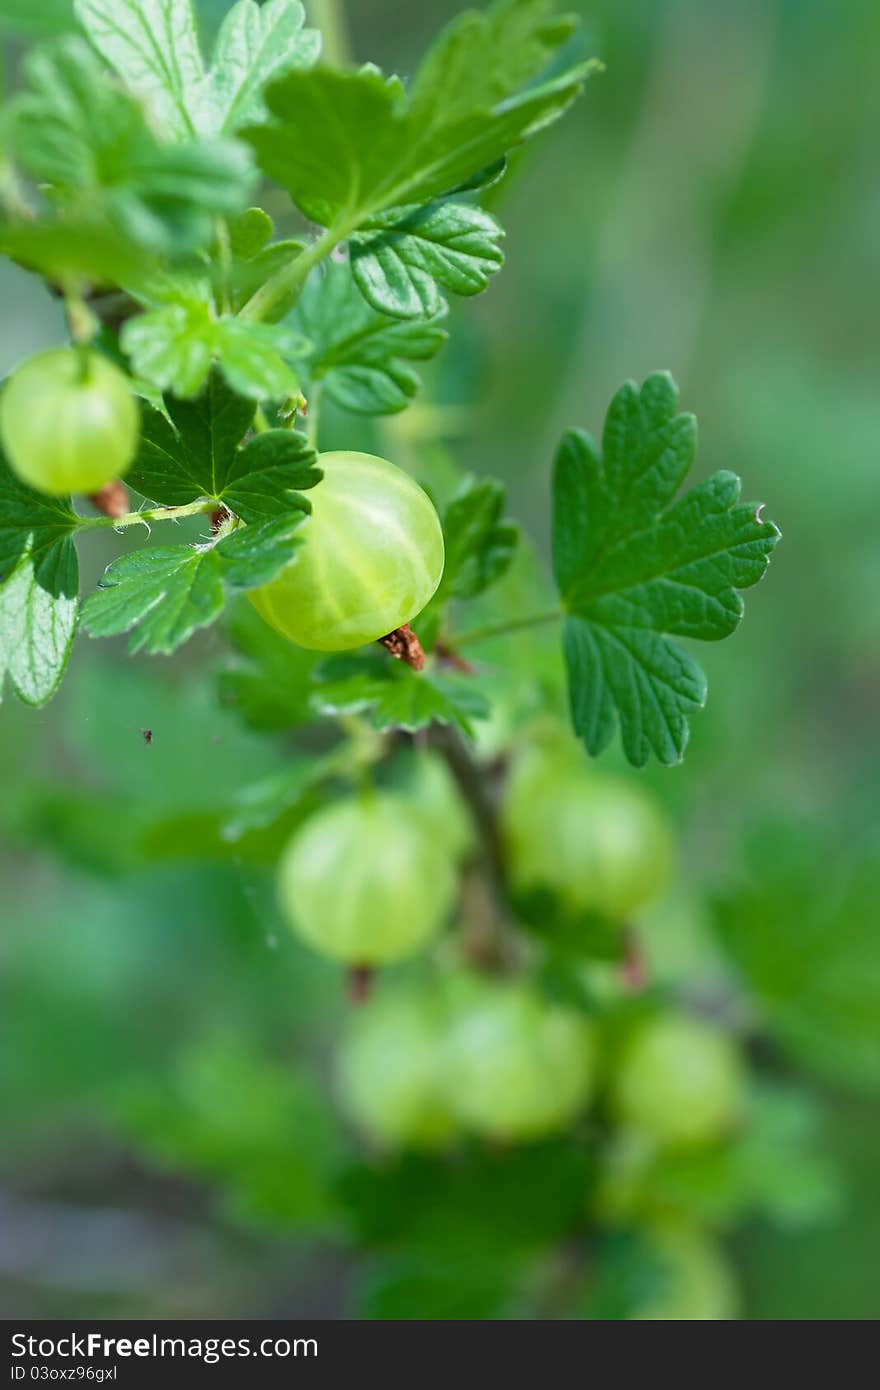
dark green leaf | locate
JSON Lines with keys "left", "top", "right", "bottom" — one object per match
{"left": 553, "top": 373, "right": 780, "bottom": 766}
{"left": 246, "top": 0, "right": 595, "bottom": 227}
{"left": 350, "top": 201, "right": 504, "bottom": 319}
{"left": 0, "top": 455, "right": 80, "bottom": 706}
{"left": 127, "top": 371, "right": 320, "bottom": 520}
{"left": 438, "top": 474, "right": 518, "bottom": 600}
{"left": 290, "top": 263, "right": 447, "bottom": 415}
{"left": 82, "top": 516, "right": 305, "bottom": 655}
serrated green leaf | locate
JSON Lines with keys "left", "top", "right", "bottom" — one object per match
{"left": 245, "top": 0, "right": 595, "bottom": 229}
{"left": 205, "top": 0, "right": 320, "bottom": 134}
{"left": 122, "top": 297, "right": 303, "bottom": 400}
{"left": 0, "top": 454, "right": 80, "bottom": 705}
{"left": 553, "top": 373, "right": 780, "bottom": 766}
{"left": 82, "top": 515, "right": 306, "bottom": 655}
{"left": 9, "top": 36, "right": 254, "bottom": 257}
{"left": 437, "top": 474, "right": 518, "bottom": 600}
{"left": 76, "top": 0, "right": 320, "bottom": 139}
{"left": 74, "top": 0, "right": 205, "bottom": 140}
{"left": 126, "top": 371, "right": 320, "bottom": 521}
{"left": 290, "top": 263, "right": 447, "bottom": 415}
{"left": 350, "top": 200, "right": 504, "bottom": 319}
{"left": 713, "top": 827, "right": 880, "bottom": 1094}
{"left": 312, "top": 652, "right": 489, "bottom": 736}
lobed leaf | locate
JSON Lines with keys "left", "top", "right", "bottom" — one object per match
{"left": 553, "top": 372, "right": 780, "bottom": 766}
{"left": 82, "top": 515, "right": 306, "bottom": 655}
{"left": 244, "top": 0, "right": 595, "bottom": 229}
{"left": 438, "top": 475, "right": 518, "bottom": 601}
{"left": 289, "top": 263, "right": 447, "bottom": 415}
{"left": 126, "top": 371, "right": 320, "bottom": 522}
{"left": 350, "top": 201, "right": 504, "bottom": 320}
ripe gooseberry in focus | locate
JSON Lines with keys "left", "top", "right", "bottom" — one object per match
{"left": 250, "top": 451, "right": 444, "bottom": 651}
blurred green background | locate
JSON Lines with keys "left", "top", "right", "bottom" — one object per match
{"left": 1, "top": 0, "right": 878, "bottom": 1319}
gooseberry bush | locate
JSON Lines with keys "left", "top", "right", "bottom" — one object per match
{"left": 2, "top": 0, "right": 840, "bottom": 1322}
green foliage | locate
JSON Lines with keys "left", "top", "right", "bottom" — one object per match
{"left": 127, "top": 371, "right": 319, "bottom": 518}
{"left": 76, "top": 0, "right": 319, "bottom": 139}
{"left": 553, "top": 373, "right": 780, "bottom": 766}
{"left": 290, "top": 263, "right": 448, "bottom": 414}
{"left": 0, "top": 454, "right": 79, "bottom": 704}
{"left": 246, "top": 0, "right": 593, "bottom": 229}
{"left": 0, "top": 0, "right": 809, "bottom": 1327}
{"left": 436, "top": 474, "right": 518, "bottom": 601}
{"left": 350, "top": 200, "right": 504, "bottom": 320}
{"left": 82, "top": 514, "right": 306, "bottom": 655}
{"left": 312, "top": 650, "right": 489, "bottom": 737}
{"left": 8, "top": 37, "right": 254, "bottom": 257}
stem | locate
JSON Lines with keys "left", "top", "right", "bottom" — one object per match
{"left": 78, "top": 499, "right": 218, "bottom": 532}
{"left": 454, "top": 609, "right": 563, "bottom": 649}
{"left": 427, "top": 724, "right": 512, "bottom": 969}
{"left": 308, "top": 0, "right": 353, "bottom": 66}
{"left": 238, "top": 223, "right": 347, "bottom": 324}
{"left": 215, "top": 218, "right": 233, "bottom": 316}
{"left": 305, "top": 381, "right": 322, "bottom": 446}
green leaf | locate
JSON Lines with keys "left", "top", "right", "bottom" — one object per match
{"left": 553, "top": 373, "right": 780, "bottom": 766}
{"left": 0, "top": 454, "right": 80, "bottom": 706}
{"left": 290, "top": 263, "right": 447, "bottom": 415}
{"left": 312, "top": 652, "right": 489, "bottom": 736}
{"left": 204, "top": 0, "right": 320, "bottom": 134}
{"left": 437, "top": 474, "right": 518, "bottom": 600}
{"left": 350, "top": 200, "right": 504, "bottom": 319}
{"left": 0, "top": 213, "right": 157, "bottom": 289}
{"left": 9, "top": 36, "right": 254, "bottom": 256}
{"left": 75, "top": 0, "right": 320, "bottom": 139}
{"left": 218, "top": 597, "right": 320, "bottom": 731}
{"left": 713, "top": 826, "right": 880, "bottom": 1094}
{"left": 126, "top": 371, "right": 320, "bottom": 521}
{"left": 74, "top": 0, "right": 205, "bottom": 140}
{"left": 122, "top": 297, "right": 304, "bottom": 400}
{"left": 245, "top": 0, "right": 595, "bottom": 228}
{"left": 82, "top": 515, "right": 306, "bottom": 655}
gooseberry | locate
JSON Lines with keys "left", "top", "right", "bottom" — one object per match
{"left": 443, "top": 976, "right": 596, "bottom": 1141}
{"left": 277, "top": 791, "right": 457, "bottom": 964}
{"left": 611, "top": 1013, "right": 746, "bottom": 1151}
{"left": 337, "top": 987, "right": 459, "bottom": 1149}
{"left": 250, "top": 450, "right": 444, "bottom": 650}
{"left": 502, "top": 726, "right": 674, "bottom": 920}
{"left": 0, "top": 347, "right": 139, "bottom": 496}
